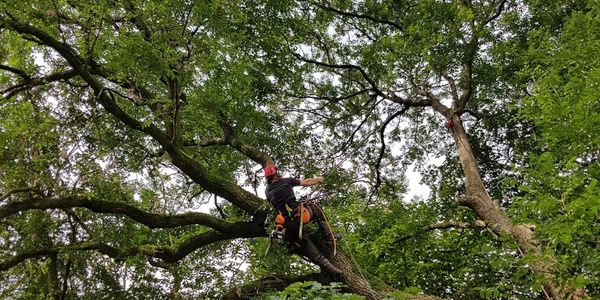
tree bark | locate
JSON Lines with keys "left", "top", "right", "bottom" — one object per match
{"left": 329, "top": 250, "right": 384, "bottom": 299}
{"left": 447, "top": 115, "right": 584, "bottom": 299}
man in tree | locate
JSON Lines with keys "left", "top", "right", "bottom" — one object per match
{"left": 264, "top": 165, "right": 342, "bottom": 275}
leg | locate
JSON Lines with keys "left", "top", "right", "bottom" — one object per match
{"left": 307, "top": 204, "right": 340, "bottom": 249}
{"left": 297, "top": 237, "right": 342, "bottom": 275}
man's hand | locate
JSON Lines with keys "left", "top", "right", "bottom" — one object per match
{"left": 299, "top": 176, "right": 325, "bottom": 187}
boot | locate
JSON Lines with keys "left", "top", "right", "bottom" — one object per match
{"left": 299, "top": 237, "right": 343, "bottom": 275}
{"left": 312, "top": 253, "right": 343, "bottom": 275}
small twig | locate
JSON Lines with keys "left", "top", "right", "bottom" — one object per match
{"left": 337, "top": 95, "right": 380, "bottom": 153}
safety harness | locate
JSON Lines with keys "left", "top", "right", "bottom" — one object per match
{"left": 265, "top": 195, "right": 337, "bottom": 256}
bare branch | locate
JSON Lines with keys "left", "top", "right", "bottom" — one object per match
{"left": 294, "top": 54, "right": 385, "bottom": 98}
{"left": 308, "top": 1, "right": 403, "bottom": 31}
{"left": 484, "top": 0, "right": 508, "bottom": 26}
{"left": 373, "top": 105, "right": 410, "bottom": 191}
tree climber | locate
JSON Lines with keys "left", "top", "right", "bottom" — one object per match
{"left": 264, "top": 164, "right": 342, "bottom": 275}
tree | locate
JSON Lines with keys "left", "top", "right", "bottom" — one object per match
{"left": 1, "top": 0, "right": 598, "bottom": 299}
{"left": 0, "top": 1, "right": 387, "bottom": 299}
{"left": 236, "top": 0, "right": 595, "bottom": 298}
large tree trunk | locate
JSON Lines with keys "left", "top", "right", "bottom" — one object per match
{"left": 327, "top": 248, "right": 385, "bottom": 299}
{"left": 447, "top": 115, "right": 585, "bottom": 299}
{"left": 222, "top": 235, "right": 444, "bottom": 300}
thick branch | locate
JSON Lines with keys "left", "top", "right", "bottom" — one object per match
{"left": 414, "top": 86, "right": 451, "bottom": 117}
{"left": 217, "top": 113, "right": 275, "bottom": 167}
{"left": 2, "top": 18, "right": 264, "bottom": 215}
{"left": 155, "top": 220, "right": 265, "bottom": 262}
{"left": 0, "top": 220, "right": 265, "bottom": 271}
{"left": 0, "top": 196, "right": 234, "bottom": 231}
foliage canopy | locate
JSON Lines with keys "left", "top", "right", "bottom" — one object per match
{"left": 0, "top": 0, "right": 598, "bottom": 299}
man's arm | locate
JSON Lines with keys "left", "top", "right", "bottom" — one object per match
{"left": 299, "top": 176, "right": 325, "bottom": 187}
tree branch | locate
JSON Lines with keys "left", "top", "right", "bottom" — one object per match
{"left": 216, "top": 112, "right": 275, "bottom": 167}
{"left": 2, "top": 69, "right": 78, "bottom": 99}
{"left": 285, "top": 88, "right": 370, "bottom": 105}
{"left": 0, "top": 187, "right": 36, "bottom": 202}
{"left": 455, "top": 21, "right": 479, "bottom": 113}
{"left": 221, "top": 273, "right": 328, "bottom": 300}
{"left": 483, "top": 0, "right": 508, "bottom": 26}
{"left": 2, "top": 18, "right": 264, "bottom": 215}
{"left": 183, "top": 138, "right": 228, "bottom": 147}
{"left": 396, "top": 220, "right": 486, "bottom": 243}
{"left": 0, "top": 220, "right": 265, "bottom": 271}
{"left": 0, "top": 196, "right": 236, "bottom": 231}
{"left": 413, "top": 85, "right": 451, "bottom": 117}
{"left": 308, "top": 1, "right": 403, "bottom": 31}
{"left": 443, "top": 73, "right": 459, "bottom": 103}
{"left": 0, "top": 64, "right": 30, "bottom": 80}
{"left": 374, "top": 105, "right": 410, "bottom": 190}
{"left": 294, "top": 54, "right": 385, "bottom": 98}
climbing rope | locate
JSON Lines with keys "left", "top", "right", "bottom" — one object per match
{"left": 313, "top": 203, "right": 337, "bottom": 256}
{"left": 342, "top": 231, "right": 367, "bottom": 281}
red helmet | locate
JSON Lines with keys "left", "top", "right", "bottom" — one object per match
{"left": 264, "top": 165, "right": 278, "bottom": 177}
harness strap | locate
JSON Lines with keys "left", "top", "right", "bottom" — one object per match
{"left": 299, "top": 203, "right": 304, "bottom": 239}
